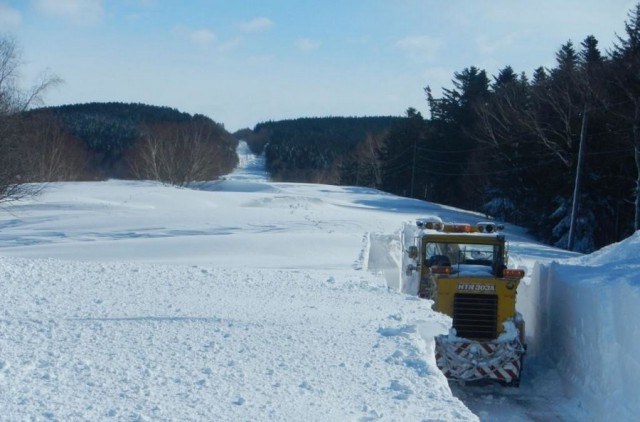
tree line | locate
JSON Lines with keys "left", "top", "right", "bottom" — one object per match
{"left": 36, "top": 102, "right": 238, "bottom": 185}
{"left": 237, "top": 116, "right": 402, "bottom": 184}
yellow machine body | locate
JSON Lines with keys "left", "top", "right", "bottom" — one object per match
{"left": 407, "top": 220, "right": 526, "bottom": 385}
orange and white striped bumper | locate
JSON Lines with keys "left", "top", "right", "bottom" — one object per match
{"left": 434, "top": 336, "right": 525, "bottom": 385}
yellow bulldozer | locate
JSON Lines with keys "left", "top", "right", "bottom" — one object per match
{"left": 403, "top": 217, "right": 526, "bottom": 386}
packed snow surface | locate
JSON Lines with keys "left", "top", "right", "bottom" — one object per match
{"left": 0, "top": 142, "right": 638, "bottom": 421}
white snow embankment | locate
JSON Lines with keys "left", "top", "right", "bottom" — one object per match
{"left": 0, "top": 256, "right": 474, "bottom": 421}
{"left": 531, "top": 232, "right": 640, "bottom": 421}
{"left": 364, "top": 232, "right": 404, "bottom": 292}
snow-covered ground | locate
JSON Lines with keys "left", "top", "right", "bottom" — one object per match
{"left": 0, "top": 141, "right": 637, "bottom": 421}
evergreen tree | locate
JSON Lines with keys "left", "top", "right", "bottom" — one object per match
{"left": 473, "top": 67, "right": 537, "bottom": 224}
{"left": 424, "top": 67, "right": 490, "bottom": 209}
{"left": 378, "top": 108, "right": 426, "bottom": 197}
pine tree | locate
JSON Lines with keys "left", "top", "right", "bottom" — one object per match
{"left": 423, "top": 67, "right": 490, "bottom": 209}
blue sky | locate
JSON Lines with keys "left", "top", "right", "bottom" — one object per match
{"left": 0, "top": 0, "right": 635, "bottom": 130}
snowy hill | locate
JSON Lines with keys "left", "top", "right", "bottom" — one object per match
{"left": 0, "top": 142, "right": 638, "bottom": 421}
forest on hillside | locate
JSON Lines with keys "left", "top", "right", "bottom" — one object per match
{"left": 240, "top": 4, "right": 640, "bottom": 252}
{"left": 31, "top": 102, "right": 238, "bottom": 183}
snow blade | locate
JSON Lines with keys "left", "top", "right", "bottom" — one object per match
{"left": 435, "top": 335, "right": 525, "bottom": 386}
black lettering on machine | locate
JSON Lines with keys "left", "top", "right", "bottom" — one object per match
{"left": 457, "top": 283, "right": 496, "bottom": 292}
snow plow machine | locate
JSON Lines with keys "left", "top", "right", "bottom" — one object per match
{"left": 403, "top": 217, "right": 526, "bottom": 386}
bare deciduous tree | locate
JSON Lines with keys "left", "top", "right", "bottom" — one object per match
{"left": 130, "top": 118, "right": 234, "bottom": 186}
{"left": 20, "top": 113, "right": 89, "bottom": 182}
{"left": 339, "top": 132, "right": 385, "bottom": 187}
{"left": 0, "top": 35, "right": 62, "bottom": 204}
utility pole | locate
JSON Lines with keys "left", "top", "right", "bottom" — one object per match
{"left": 568, "top": 104, "right": 589, "bottom": 251}
{"left": 410, "top": 136, "right": 417, "bottom": 197}
{"left": 634, "top": 97, "right": 640, "bottom": 231}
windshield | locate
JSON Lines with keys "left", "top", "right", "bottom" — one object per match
{"left": 425, "top": 242, "right": 497, "bottom": 267}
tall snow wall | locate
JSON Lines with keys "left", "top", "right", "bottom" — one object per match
{"left": 532, "top": 233, "right": 640, "bottom": 421}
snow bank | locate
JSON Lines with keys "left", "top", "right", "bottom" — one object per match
{"left": 532, "top": 232, "right": 640, "bottom": 421}
{"left": 0, "top": 256, "right": 474, "bottom": 421}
